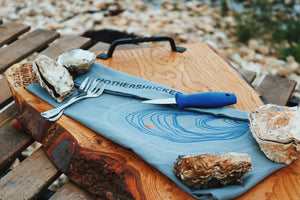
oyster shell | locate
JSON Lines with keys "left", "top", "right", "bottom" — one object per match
{"left": 173, "top": 152, "right": 252, "bottom": 189}
{"left": 33, "top": 54, "right": 74, "bottom": 102}
{"left": 57, "top": 49, "right": 96, "bottom": 75}
{"left": 249, "top": 104, "right": 300, "bottom": 164}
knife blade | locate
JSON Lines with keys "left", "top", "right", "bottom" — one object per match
{"left": 142, "top": 92, "right": 237, "bottom": 109}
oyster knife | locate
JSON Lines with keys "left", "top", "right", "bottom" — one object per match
{"left": 142, "top": 92, "right": 237, "bottom": 109}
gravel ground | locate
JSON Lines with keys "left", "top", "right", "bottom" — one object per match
{"left": 2, "top": 0, "right": 299, "bottom": 95}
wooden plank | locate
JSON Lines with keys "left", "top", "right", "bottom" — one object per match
{"left": 0, "top": 22, "right": 30, "bottom": 47}
{"left": 0, "top": 102, "right": 18, "bottom": 127}
{"left": 237, "top": 68, "right": 256, "bottom": 84}
{"left": 50, "top": 182, "right": 93, "bottom": 200}
{"left": 256, "top": 74, "right": 296, "bottom": 106}
{"left": 0, "top": 28, "right": 60, "bottom": 73}
{"left": 0, "top": 75, "right": 12, "bottom": 107}
{"left": 0, "top": 148, "right": 61, "bottom": 200}
{"left": 88, "top": 41, "right": 142, "bottom": 52}
{"left": 0, "top": 118, "right": 33, "bottom": 170}
{"left": 28, "top": 35, "right": 92, "bottom": 60}
{"left": 88, "top": 41, "right": 110, "bottom": 52}
{"left": 0, "top": 103, "right": 33, "bottom": 170}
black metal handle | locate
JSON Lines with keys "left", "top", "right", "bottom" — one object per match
{"left": 97, "top": 35, "right": 186, "bottom": 59}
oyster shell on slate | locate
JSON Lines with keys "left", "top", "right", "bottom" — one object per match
{"left": 57, "top": 49, "right": 96, "bottom": 75}
{"left": 173, "top": 152, "right": 252, "bottom": 189}
{"left": 33, "top": 54, "right": 74, "bottom": 102}
{"left": 249, "top": 104, "right": 300, "bottom": 164}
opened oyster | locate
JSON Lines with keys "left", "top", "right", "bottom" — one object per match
{"left": 173, "top": 152, "right": 252, "bottom": 189}
{"left": 33, "top": 54, "right": 74, "bottom": 102}
{"left": 249, "top": 104, "right": 300, "bottom": 164}
{"left": 57, "top": 49, "right": 96, "bottom": 75}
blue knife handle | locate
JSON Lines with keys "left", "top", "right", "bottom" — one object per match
{"left": 175, "top": 92, "right": 237, "bottom": 109}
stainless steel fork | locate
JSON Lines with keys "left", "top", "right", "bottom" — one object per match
{"left": 41, "top": 77, "right": 105, "bottom": 121}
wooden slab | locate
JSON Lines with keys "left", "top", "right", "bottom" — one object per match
{"left": 0, "top": 29, "right": 60, "bottom": 73}
{"left": 236, "top": 158, "right": 300, "bottom": 200}
{"left": 96, "top": 43, "right": 263, "bottom": 111}
{"left": 6, "top": 62, "right": 194, "bottom": 200}
{"left": 7, "top": 42, "right": 298, "bottom": 199}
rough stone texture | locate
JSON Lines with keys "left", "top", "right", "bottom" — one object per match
{"left": 249, "top": 104, "right": 300, "bottom": 164}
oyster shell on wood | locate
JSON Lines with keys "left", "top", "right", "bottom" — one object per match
{"left": 249, "top": 104, "right": 300, "bottom": 164}
{"left": 33, "top": 54, "right": 74, "bottom": 102}
{"left": 57, "top": 49, "right": 96, "bottom": 75}
{"left": 173, "top": 152, "right": 252, "bottom": 189}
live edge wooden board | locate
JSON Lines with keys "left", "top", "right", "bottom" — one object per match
{"left": 4, "top": 43, "right": 299, "bottom": 199}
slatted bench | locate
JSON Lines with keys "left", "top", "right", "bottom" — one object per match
{"left": 0, "top": 21, "right": 298, "bottom": 200}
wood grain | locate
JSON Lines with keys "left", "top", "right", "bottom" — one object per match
{"left": 236, "top": 159, "right": 300, "bottom": 200}
{"left": 257, "top": 74, "right": 296, "bottom": 105}
{"left": 27, "top": 35, "right": 92, "bottom": 61}
{"left": 0, "top": 75, "right": 12, "bottom": 107}
{"left": 0, "top": 103, "right": 33, "bottom": 169}
{"left": 0, "top": 102, "right": 18, "bottom": 127}
{"left": 5, "top": 42, "right": 299, "bottom": 200}
{"left": 5, "top": 62, "right": 194, "bottom": 199}
{"left": 49, "top": 182, "right": 93, "bottom": 200}
{"left": 95, "top": 43, "right": 263, "bottom": 111}
{"left": 0, "top": 22, "right": 30, "bottom": 47}
{"left": 0, "top": 118, "right": 33, "bottom": 170}
{"left": 237, "top": 68, "right": 256, "bottom": 84}
{"left": 0, "top": 148, "right": 61, "bottom": 200}
{"left": 41, "top": 35, "right": 92, "bottom": 58}
{"left": 89, "top": 41, "right": 143, "bottom": 52}
{"left": 0, "top": 28, "right": 60, "bottom": 73}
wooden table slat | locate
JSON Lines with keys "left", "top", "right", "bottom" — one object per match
{"left": 0, "top": 22, "right": 31, "bottom": 48}
{"left": 49, "top": 182, "right": 93, "bottom": 200}
{"left": 0, "top": 102, "right": 19, "bottom": 130}
{"left": 0, "top": 148, "right": 61, "bottom": 200}
{"left": 0, "top": 103, "right": 33, "bottom": 170}
{"left": 0, "top": 75, "right": 12, "bottom": 108}
{"left": 0, "top": 35, "right": 92, "bottom": 107}
{"left": 33, "top": 35, "right": 92, "bottom": 60}
{"left": 237, "top": 68, "right": 256, "bottom": 84}
{"left": 0, "top": 28, "right": 60, "bottom": 73}
{"left": 0, "top": 119, "right": 33, "bottom": 170}
{"left": 256, "top": 74, "right": 297, "bottom": 106}
{"left": 88, "top": 41, "right": 143, "bottom": 52}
